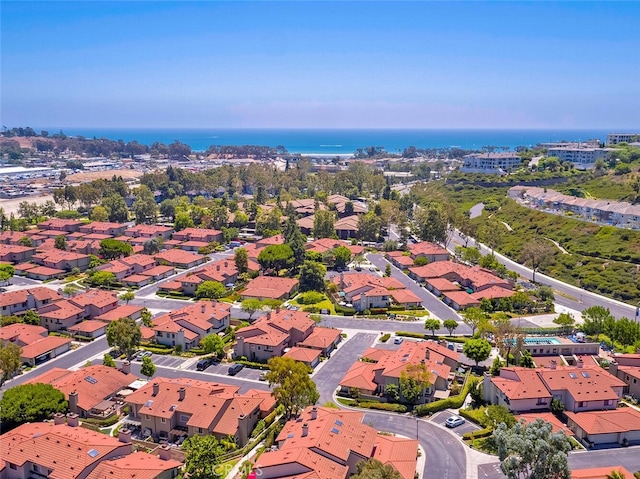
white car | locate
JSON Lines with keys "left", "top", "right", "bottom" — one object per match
{"left": 445, "top": 415, "right": 465, "bottom": 428}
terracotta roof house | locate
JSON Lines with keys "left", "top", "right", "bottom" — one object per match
{"left": 125, "top": 224, "right": 174, "bottom": 239}
{"left": 69, "top": 290, "right": 119, "bottom": 318}
{"left": 0, "top": 286, "right": 61, "bottom": 316}
{"left": 85, "top": 450, "right": 182, "bottom": 479}
{"left": 407, "top": 241, "right": 451, "bottom": 262}
{"left": 334, "top": 215, "right": 359, "bottom": 240}
{"left": 67, "top": 320, "right": 109, "bottom": 339}
{"left": 283, "top": 347, "right": 322, "bottom": 368}
{"left": 32, "top": 249, "right": 91, "bottom": 272}
{"left": 28, "top": 365, "right": 138, "bottom": 418}
{"left": 305, "top": 238, "right": 357, "bottom": 255}
{"left": 150, "top": 301, "right": 231, "bottom": 350}
{"left": 241, "top": 275, "right": 299, "bottom": 300}
{"left": 234, "top": 309, "right": 316, "bottom": 362}
{"left": 0, "top": 419, "right": 132, "bottom": 479}
{"left": 172, "top": 227, "right": 223, "bottom": 243}
{"left": 172, "top": 260, "right": 238, "bottom": 296}
{"left": 25, "top": 265, "right": 67, "bottom": 281}
{"left": 565, "top": 408, "right": 640, "bottom": 447}
{"left": 483, "top": 364, "right": 626, "bottom": 414}
{"left": 94, "top": 304, "right": 144, "bottom": 323}
{"left": 389, "top": 288, "right": 423, "bottom": 308}
{"left": 516, "top": 412, "right": 575, "bottom": 436}
{"left": 442, "top": 290, "right": 482, "bottom": 310}
{"left": 425, "top": 277, "right": 461, "bottom": 296}
{"left": 609, "top": 362, "right": 640, "bottom": 400}
{"left": 296, "top": 214, "right": 315, "bottom": 235}
{"left": 389, "top": 254, "right": 416, "bottom": 270}
{"left": 254, "top": 406, "right": 418, "bottom": 479}
{"left": 299, "top": 327, "right": 343, "bottom": 356}
{"left": 334, "top": 272, "right": 420, "bottom": 312}
{"left": 125, "top": 377, "right": 263, "bottom": 446}
{"left": 256, "top": 234, "right": 285, "bottom": 248}
{"left": 96, "top": 259, "right": 135, "bottom": 281}
{"left": 0, "top": 323, "right": 72, "bottom": 366}
{"left": 571, "top": 466, "right": 635, "bottom": 479}
{"left": 141, "top": 264, "right": 176, "bottom": 281}
{"left": 37, "top": 300, "right": 86, "bottom": 332}
{"left": 120, "top": 253, "right": 157, "bottom": 274}
{"left": 154, "top": 249, "right": 205, "bottom": 269}
{"left": 79, "top": 221, "right": 128, "bottom": 236}
{"left": 0, "top": 243, "right": 35, "bottom": 264}
{"left": 36, "top": 218, "right": 83, "bottom": 232}
{"left": 122, "top": 274, "right": 152, "bottom": 288}
{"left": 340, "top": 340, "right": 455, "bottom": 403}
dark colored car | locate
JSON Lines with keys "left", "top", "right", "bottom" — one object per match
{"left": 228, "top": 364, "right": 244, "bottom": 376}
{"left": 196, "top": 358, "right": 213, "bottom": 371}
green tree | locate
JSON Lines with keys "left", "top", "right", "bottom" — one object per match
{"left": 88, "top": 270, "right": 117, "bottom": 288}
{"left": 17, "top": 236, "right": 32, "bottom": 247}
{"left": 479, "top": 217, "right": 504, "bottom": 256}
{"left": 462, "top": 307, "right": 486, "bottom": 336}
{"left": 486, "top": 405, "right": 516, "bottom": 429}
{"left": 519, "top": 350, "right": 535, "bottom": 368}
{"left": 99, "top": 238, "right": 133, "bottom": 260}
{"left": 234, "top": 247, "right": 249, "bottom": 274}
{"left": 463, "top": 338, "right": 492, "bottom": 366}
{"left": 606, "top": 471, "right": 627, "bottom": 479}
{"left": 265, "top": 356, "right": 319, "bottom": 418}
{"left": 241, "top": 298, "right": 264, "bottom": 320}
{"left": 443, "top": 319, "right": 458, "bottom": 336}
{"left": 106, "top": 317, "right": 141, "bottom": 360}
{"left": 399, "top": 363, "right": 431, "bottom": 405}
{"left": 550, "top": 398, "right": 565, "bottom": 417}
{"left": 140, "top": 355, "right": 156, "bottom": 378}
{"left": 174, "top": 211, "right": 194, "bottom": 231}
{"left": 0, "top": 264, "right": 16, "bottom": 283}
{"left": 22, "top": 310, "right": 40, "bottom": 326}
{"left": 200, "top": 334, "right": 225, "bottom": 358}
{"left": 288, "top": 227, "right": 308, "bottom": 270}
{"left": 520, "top": 239, "right": 555, "bottom": 284}
{"left": 141, "top": 308, "right": 153, "bottom": 327}
{"left": 414, "top": 256, "right": 429, "bottom": 266}
{"left": 102, "top": 353, "right": 116, "bottom": 368}
{"left": 142, "top": 237, "right": 162, "bottom": 255}
{"left": 181, "top": 434, "right": 227, "bottom": 479}
{"left": 298, "top": 260, "right": 326, "bottom": 292}
{"left": 54, "top": 234, "right": 67, "bottom": 251}
{"left": 351, "top": 458, "right": 403, "bottom": 479}
{"left": 90, "top": 205, "right": 109, "bottom": 222}
{"left": 424, "top": 318, "right": 441, "bottom": 336}
{"left": 384, "top": 264, "right": 391, "bottom": 277}
{"left": 358, "top": 212, "right": 382, "bottom": 241}
{"left": 385, "top": 383, "right": 400, "bottom": 402}
{"left": 119, "top": 291, "right": 135, "bottom": 304}
{"left": 313, "top": 209, "right": 336, "bottom": 238}
{"left": 0, "top": 383, "right": 67, "bottom": 431}
{"left": 490, "top": 356, "right": 503, "bottom": 376}
{"left": 258, "top": 244, "right": 294, "bottom": 274}
{"left": 414, "top": 203, "right": 448, "bottom": 244}
{"left": 0, "top": 342, "right": 22, "bottom": 387}
{"left": 494, "top": 419, "right": 571, "bottom": 479}
{"left": 195, "top": 281, "right": 226, "bottom": 299}
{"left": 580, "top": 305, "right": 615, "bottom": 336}
{"left": 133, "top": 185, "right": 158, "bottom": 224}
{"left": 103, "top": 194, "right": 129, "bottom": 223}
{"left": 333, "top": 246, "right": 352, "bottom": 270}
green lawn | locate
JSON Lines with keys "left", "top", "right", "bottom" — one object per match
{"left": 289, "top": 294, "right": 336, "bottom": 315}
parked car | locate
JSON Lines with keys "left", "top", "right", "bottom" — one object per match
{"left": 394, "top": 337, "right": 404, "bottom": 344}
{"left": 228, "top": 364, "right": 244, "bottom": 376}
{"left": 196, "top": 358, "right": 214, "bottom": 371}
{"left": 258, "top": 372, "right": 267, "bottom": 381}
{"left": 445, "top": 415, "right": 465, "bottom": 428}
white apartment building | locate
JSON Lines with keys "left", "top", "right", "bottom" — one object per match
{"left": 607, "top": 133, "right": 640, "bottom": 145}
{"left": 461, "top": 152, "right": 523, "bottom": 174}
{"left": 547, "top": 147, "right": 613, "bottom": 169}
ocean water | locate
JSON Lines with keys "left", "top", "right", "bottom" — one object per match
{"left": 44, "top": 128, "right": 613, "bottom": 155}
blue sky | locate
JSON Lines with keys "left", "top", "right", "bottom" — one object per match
{"left": 2, "top": 1, "right": 639, "bottom": 129}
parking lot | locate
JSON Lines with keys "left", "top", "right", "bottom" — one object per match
{"left": 184, "top": 358, "right": 267, "bottom": 382}
{"left": 431, "top": 410, "right": 481, "bottom": 437}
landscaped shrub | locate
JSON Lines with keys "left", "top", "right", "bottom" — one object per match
{"left": 415, "top": 374, "right": 475, "bottom": 417}
{"left": 462, "top": 427, "right": 493, "bottom": 440}
{"left": 297, "top": 291, "right": 325, "bottom": 304}
{"left": 396, "top": 331, "right": 427, "bottom": 339}
{"left": 380, "top": 333, "right": 391, "bottom": 343}
{"left": 358, "top": 402, "right": 407, "bottom": 413}
{"left": 335, "top": 304, "right": 356, "bottom": 316}
{"left": 234, "top": 359, "right": 270, "bottom": 370}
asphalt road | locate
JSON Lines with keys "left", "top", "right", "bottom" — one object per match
{"left": 449, "top": 230, "right": 637, "bottom": 320}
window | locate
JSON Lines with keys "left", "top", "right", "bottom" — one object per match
{"left": 145, "top": 414, "right": 150, "bottom": 420}
{"left": 161, "top": 418, "right": 166, "bottom": 423}
{"left": 9, "top": 464, "right": 16, "bottom": 470}
{"left": 198, "top": 427, "right": 203, "bottom": 434}
{"left": 33, "top": 465, "right": 40, "bottom": 472}
{"left": 604, "top": 400, "right": 612, "bottom": 406}
{"left": 180, "top": 414, "right": 189, "bottom": 423}
{"left": 536, "top": 399, "right": 547, "bottom": 405}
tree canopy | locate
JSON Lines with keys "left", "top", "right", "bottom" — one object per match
{"left": 0, "top": 342, "right": 22, "bottom": 387}
{"left": 106, "top": 317, "right": 141, "bottom": 360}
{"left": 298, "top": 260, "right": 327, "bottom": 292}
{"left": 241, "top": 298, "right": 264, "bottom": 320}
{"left": 258, "top": 244, "right": 294, "bottom": 274}
{"left": 0, "top": 383, "right": 68, "bottom": 431}
{"left": 195, "top": 281, "right": 227, "bottom": 299}
{"left": 265, "top": 356, "right": 319, "bottom": 418}
{"left": 351, "top": 459, "right": 403, "bottom": 479}
{"left": 181, "top": 434, "right": 229, "bottom": 479}
{"left": 99, "top": 238, "right": 133, "bottom": 260}
{"left": 463, "top": 338, "right": 492, "bottom": 366}
{"left": 140, "top": 355, "right": 156, "bottom": 378}
{"left": 200, "top": 334, "right": 225, "bottom": 357}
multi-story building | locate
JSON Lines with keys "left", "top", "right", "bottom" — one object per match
{"left": 606, "top": 133, "right": 640, "bottom": 145}
{"left": 461, "top": 152, "right": 523, "bottom": 174}
{"left": 546, "top": 147, "right": 613, "bottom": 169}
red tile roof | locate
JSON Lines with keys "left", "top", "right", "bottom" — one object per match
{"left": 284, "top": 347, "right": 322, "bottom": 363}
{"left": 94, "top": 304, "right": 144, "bottom": 322}
{"left": 571, "top": 466, "right": 635, "bottom": 479}
{"left": 20, "top": 335, "right": 72, "bottom": 360}
{"left": 566, "top": 408, "right": 640, "bottom": 435}
{"left": 242, "top": 276, "right": 298, "bottom": 299}
{"left": 85, "top": 451, "right": 182, "bottom": 479}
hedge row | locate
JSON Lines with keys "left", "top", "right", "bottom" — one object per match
{"left": 396, "top": 331, "right": 427, "bottom": 339}
{"left": 139, "top": 346, "right": 174, "bottom": 355}
{"left": 459, "top": 408, "right": 491, "bottom": 428}
{"left": 380, "top": 333, "right": 391, "bottom": 343}
{"left": 462, "top": 427, "right": 494, "bottom": 440}
{"left": 358, "top": 402, "right": 408, "bottom": 413}
{"left": 234, "top": 359, "right": 270, "bottom": 370}
{"left": 415, "top": 374, "right": 475, "bottom": 417}
{"left": 335, "top": 305, "right": 356, "bottom": 316}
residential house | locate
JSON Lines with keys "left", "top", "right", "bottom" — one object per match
{"left": 122, "top": 274, "right": 152, "bottom": 287}
{"left": 172, "top": 227, "right": 223, "bottom": 243}
{"left": 234, "top": 309, "right": 316, "bottom": 362}
{"left": 609, "top": 361, "right": 640, "bottom": 399}
{"left": 28, "top": 365, "right": 138, "bottom": 418}
{"left": 334, "top": 215, "right": 359, "bottom": 240}
{"left": 125, "top": 377, "right": 264, "bottom": 446}
{"left": 36, "top": 218, "right": 83, "bottom": 232}
{"left": 32, "top": 250, "right": 91, "bottom": 272}
{"left": 79, "top": 221, "right": 128, "bottom": 236}
{"left": 572, "top": 466, "right": 635, "bottom": 479}
{"left": 565, "top": 408, "right": 640, "bottom": 447}
{"left": 0, "top": 323, "right": 72, "bottom": 366}
{"left": 0, "top": 244, "right": 35, "bottom": 264}
{"left": 25, "top": 266, "right": 66, "bottom": 281}
{"left": 334, "top": 272, "right": 421, "bottom": 312}
{"left": 125, "top": 224, "right": 174, "bottom": 240}
{"left": 69, "top": 290, "right": 119, "bottom": 318}
{"left": 121, "top": 253, "right": 157, "bottom": 274}
{"left": 154, "top": 249, "right": 206, "bottom": 269}
{"left": 85, "top": 451, "right": 182, "bottom": 479}
{"left": 241, "top": 276, "right": 299, "bottom": 301}
{"left": 254, "top": 406, "right": 418, "bottom": 479}
{"left": 171, "top": 260, "right": 238, "bottom": 296}
{"left": 68, "top": 320, "right": 109, "bottom": 339}
{"left": 407, "top": 242, "right": 451, "bottom": 262}
{"left": 283, "top": 347, "right": 321, "bottom": 368}
{"left": 94, "top": 304, "right": 144, "bottom": 323}
{"left": 38, "top": 300, "right": 86, "bottom": 332}
{"left": 298, "top": 326, "right": 342, "bottom": 356}
{"left": 0, "top": 287, "right": 61, "bottom": 316}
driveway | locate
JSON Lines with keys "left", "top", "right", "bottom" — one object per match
{"left": 431, "top": 410, "right": 481, "bottom": 437}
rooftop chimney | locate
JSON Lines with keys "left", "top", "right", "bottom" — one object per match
{"left": 152, "top": 382, "right": 160, "bottom": 396}
{"left": 310, "top": 407, "right": 317, "bottom": 420}
{"left": 121, "top": 361, "right": 131, "bottom": 374}
{"left": 425, "top": 349, "right": 430, "bottom": 360}
{"left": 549, "top": 360, "right": 557, "bottom": 370}
{"left": 159, "top": 444, "right": 172, "bottom": 461}
{"left": 53, "top": 412, "right": 65, "bottom": 425}
{"left": 267, "top": 312, "right": 272, "bottom": 321}
{"left": 217, "top": 265, "right": 220, "bottom": 271}
{"left": 301, "top": 423, "right": 309, "bottom": 437}
{"left": 66, "top": 413, "right": 79, "bottom": 427}
{"left": 178, "top": 387, "right": 186, "bottom": 401}
{"left": 69, "top": 390, "right": 79, "bottom": 414}
{"left": 201, "top": 303, "right": 206, "bottom": 313}
{"left": 275, "top": 305, "right": 280, "bottom": 313}
{"left": 118, "top": 428, "right": 132, "bottom": 443}
{"left": 577, "top": 358, "right": 584, "bottom": 368}
{"left": 224, "top": 261, "right": 228, "bottom": 267}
